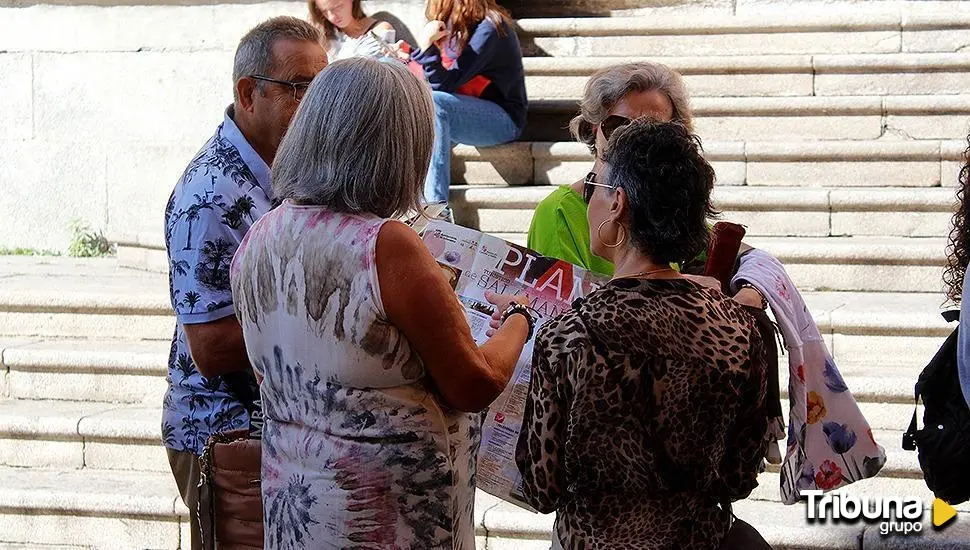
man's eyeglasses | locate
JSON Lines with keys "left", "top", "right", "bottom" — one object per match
{"left": 583, "top": 171, "right": 615, "bottom": 204}
{"left": 250, "top": 75, "right": 312, "bottom": 101}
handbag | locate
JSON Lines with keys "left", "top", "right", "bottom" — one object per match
{"left": 198, "top": 426, "right": 263, "bottom": 549}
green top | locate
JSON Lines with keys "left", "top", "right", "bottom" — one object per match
{"left": 527, "top": 186, "right": 709, "bottom": 276}
{"left": 527, "top": 186, "right": 616, "bottom": 276}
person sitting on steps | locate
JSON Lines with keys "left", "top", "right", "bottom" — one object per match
{"left": 409, "top": 0, "right": 528, "bottom": 222}
{"left": 308, "top": 0, "right": 398, "bottom": 60}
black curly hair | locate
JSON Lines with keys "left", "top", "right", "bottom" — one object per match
{"left": 601, "top": 119, "right": 719, "bottom": 265}
{"left": 944, "top": 133, "right": 970, "bottom": 303}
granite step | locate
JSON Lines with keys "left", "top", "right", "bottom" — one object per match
{"left": 480, "top": 490, "right": 970, "bottom": 550}
{"left": 1, "top": 468, "right": 963, "bottom": 550}
{"left": 451, "top": 139, "right": 965, "bottom": 187}
{"left": 0, "top": 257, "right": 172, "bottom": 340}
{"left": 451, "top": 185, "right": 957, "bottom": 238}
{"left": 473, "top": 234, "right": 947, "bottom": 293}
{"left": 0, "top": 257, "right": 955, "bottom": 341}
{"left": 0, "top": 398, "right": 924, "bottom": 478}
{"left": 0, "top": 400, "right": 166, "bottom": 473}
{"left": 1, "top": 339, "right": 169, "bottom": 404}
{"left": 516, "top": 12, "right": 970, "bottom": 57}
{"left": 523, "top": 53, "right": 970, "bottom": 99}
{"left": 522, "top": 94, "right": 970, "bottom": 142}
{"left": 0, "top": 467, "right": 187, "bottom": 549}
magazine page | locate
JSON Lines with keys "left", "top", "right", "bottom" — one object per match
{"left": 421, "top": 220, "right": 607, "bottom": 510}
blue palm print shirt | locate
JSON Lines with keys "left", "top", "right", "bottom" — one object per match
{"left": 162, "top": 108, "right": 272, "bottom": 455}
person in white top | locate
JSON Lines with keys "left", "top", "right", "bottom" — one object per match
{"left": 309, "top": 0, "right": 397, "bottom": 59}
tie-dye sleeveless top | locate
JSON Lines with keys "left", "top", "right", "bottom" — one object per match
{"left": 230, "top": 201, "right": 480, "bottom": 549}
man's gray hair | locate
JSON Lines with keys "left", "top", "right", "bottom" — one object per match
{"left": 272, "top": 57, "right": 435, "bottom": 219}
{"left": 570, "top": 62, "right": 694, "bottom": 153}
{"left": 232, "top": 16, "right": 321, "bottom": 99}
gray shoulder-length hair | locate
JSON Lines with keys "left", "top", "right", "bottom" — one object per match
{"left": 272, "top": 57, "right": 434, "bottom": 218}
{"left": 569, "top": 61, "right": 693, "bottom": 153}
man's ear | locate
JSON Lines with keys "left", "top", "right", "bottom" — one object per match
{"left": 235, "top": 77, "right": 258, "bottom": 114}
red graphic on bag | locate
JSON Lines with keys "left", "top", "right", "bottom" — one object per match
{"left": 495, "top": 412, "right": 505, "bottom": 424}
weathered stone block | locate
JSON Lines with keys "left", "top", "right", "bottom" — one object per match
{"left": 456, "top": 208, "right": 535, "bottom": 234}
{"left": 694, "top": 115, "right": 882, "bottom": 141}
{"left": 831, "top": 211, "right": 951, "bottom": 238}
{"left": 533, "top": 158, "right": 743, "bottom": 186}
{"left": 903, "top": 30, "right": 970, "bottom": 53}
{"left": 0, "top": 311, "right": 174, "bottom": 340}
{"left": 0, "top": 140, "right": 107, "bottom": 251}
{"left": 84, "top": 441, "right": 169, "bottom": 472}
{"left": 451, "top": 143, "right": 533, "bottom": 185}
{"left": 816, "top": 71, "right": 970, "bottom": 96}
{"left": 6, "top": 371, "right": 166, "bottom": 404}
{"left": 682, "top": 73, "right": 815, "bottom": 98}
{"left": 116, "top": 244, "right": 171, "bottom": 274}
{"left": 943, "top": 160, "right": 965, "bottom": 187}
{"left": 747, "top": 161, "right": 940, "bottom": 187}
{"left": 0, "top": 54, "right": 32, "bottom": 140}
{"left": 885, "top": 114, "right": 970, "bottom": 140}
{"left": 780, "top": 263, "right": 942, "bottom": 293}
{"left": 33, "top": 51, "right": 230, "bottom": 144}
{"left": 0, "top": 438, "right": 82, "bottom": 470}
{"left": 531, "top": 31, "right": 900, "bottom": 57}
{"left": 526, "top": 73, "right": 814, "bottom": 99}
{"left": 833, "top": 332, "right": 944, "bottom": 370}
{"left": 0, "top": 513, "right": 180, "bottom": 548}
{"left": 722, "top": 210, "right": 830, "bottom": 237}
{"left": 105, "top": 142, "right": 201, "bottom": 240}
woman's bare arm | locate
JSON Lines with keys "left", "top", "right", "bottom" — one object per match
{"left": 376, "top": 220, "right": 529, "bottom": 412}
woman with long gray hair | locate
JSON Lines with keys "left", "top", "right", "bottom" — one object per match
{"left": 229, "top": 57, "right": 533, "bottom": 549}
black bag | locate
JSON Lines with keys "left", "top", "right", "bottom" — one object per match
{"left": 902, "top": 310, "right": 970, "bottom": 504}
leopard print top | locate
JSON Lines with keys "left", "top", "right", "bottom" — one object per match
{"left": 516, "top": 277, "right": 769, "bottom": 550}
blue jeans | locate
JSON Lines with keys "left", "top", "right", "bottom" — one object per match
{"left": 425, "top": 91, "right": 522, "bottom": 204}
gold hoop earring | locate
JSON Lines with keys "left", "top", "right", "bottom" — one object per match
{"left": 597, "top": 219, "right": 626, "bottom": 248}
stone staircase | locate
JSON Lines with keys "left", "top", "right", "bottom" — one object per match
{"left": 5, "top": 4, "right": 970, "bottom": 549}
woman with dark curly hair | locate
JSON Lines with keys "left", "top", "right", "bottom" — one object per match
{"left": 516, "top": 119, "right": 771, "bottom": 550}
{"left": 945, "top": 135, "right": 970, "bottom": 408}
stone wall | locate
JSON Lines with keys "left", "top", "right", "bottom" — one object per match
{"left": 0, "top": 1, "right": 429, "bottom": 251}
{"left": 1, "top": 0, "right": 962, "bottom": 250}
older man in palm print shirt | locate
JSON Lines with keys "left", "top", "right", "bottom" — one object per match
{"left": 162, "top": 17, "right": 327, "bottom": 550}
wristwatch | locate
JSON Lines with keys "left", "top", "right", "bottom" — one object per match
{"left": 500, "top": 302, "right": 537, "bottom": 341}
{"left": 736, "top": 281, "right": 768, "bottom": 310}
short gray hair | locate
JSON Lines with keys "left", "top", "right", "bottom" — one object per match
{"left": 272, "top": 57, "right": 435, "bottom": 219}
{"left": 232, "top": 16, "right": 321, "bottom": 99}
{"left": 570, "top": 62, "right": 693, "bottom": 153}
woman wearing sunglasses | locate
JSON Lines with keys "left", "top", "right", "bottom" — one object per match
{"left": 516, "top": 119, "right": 772, "bottom": 550}
{"left": 527, "top": 61, "right": 767, "bottom": 309}
{"left": 527, "top": 62, "right": 687, "bottom": 275}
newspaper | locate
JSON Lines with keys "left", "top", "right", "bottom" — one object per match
{"left": 421, "top": 220, "right": 608, "bottom": 510}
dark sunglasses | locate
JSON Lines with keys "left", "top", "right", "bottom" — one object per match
{"left": 583, "top": 171, "right": 614, "bottom": 204}
{"left": 598, "top": 114, "right": 632, "bottom": 142}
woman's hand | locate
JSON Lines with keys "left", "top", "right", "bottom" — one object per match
{"left": 485, "top": 291, "right": 529, "bottom": 335}
{"left": 391, "top": 40, "right": 412, "bottom": 61}
{"left": 418, "top": 20, "right": 447, "bottom": 51}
